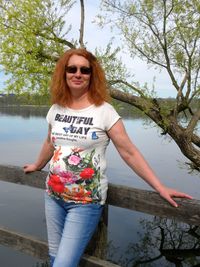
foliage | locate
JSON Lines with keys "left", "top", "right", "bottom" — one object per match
{"left": 0, "top": 0, "right": 76, "bottom": 95}
{"left": 95, "top": 41, "right": 135, "bottom": 92}
{"left": 0, "top": 0, "right": 128, "bottom": 96}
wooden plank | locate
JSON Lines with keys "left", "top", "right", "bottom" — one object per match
{"left": 0, "top": 226, "right": 120, "bottom": 267}
{"left": 0, "top": 164, "right": 46, "bottom": 189}
{"left": 107, "top": 183, "right": 200, "bottom": 225}
{"left": 0, "top": 226, "right": 48, "bottom": 260}
{"left": 81, "top": 255, "right": 120, "bottom": 267}
{"left": 0, "top": 165, "right": 200, "bottom": 225}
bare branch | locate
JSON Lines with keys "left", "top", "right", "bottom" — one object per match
{"left": 108, "top": 79, "right": 146, "bottom": 97}
{"left": 189, "top": 87, "right": 200, "bottom": 103}
{"left": 125, "top": 38, "right": 167, "bottom": 68}
{"left": 162, "top": 2, "right": 184, "bottom": 97}
{"left": 141, "top": 5, "right": 161, "bottom": 41}
{"left": 79, "top": 0, "right": 85, "bottom": 48}
{"left": 165, "top": 0, "right": 174, "bottom": 18}
{"left": 26, "top": 49, "right": 59, "bottom": 62}
{"left": 191, "top": 133, "right": 200, "bottom": 148}
{"left": 186, "top": 109, "right": 200, "bottom": 138}
{"left": 36, "top": 31, "right": 75, "bottom": 48}
{"left": 180, "top": 72, "right": 189, "bottom": 93}
{"left": 102, "top": 0, "right": 131, "bottom": 16}
{"left": 185, "top": 59, "right": 192, "bottom": 100}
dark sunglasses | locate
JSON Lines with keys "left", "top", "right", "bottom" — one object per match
{"left": 65, "top": 66, "right": 92, "bottom": 75}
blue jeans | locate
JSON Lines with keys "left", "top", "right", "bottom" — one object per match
{"left": 44, "top": 193, "right": 104, "bottom": 267}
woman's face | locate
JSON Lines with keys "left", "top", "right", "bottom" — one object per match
{"left": 66, "top": 55, "right": 91, "bottom": 96}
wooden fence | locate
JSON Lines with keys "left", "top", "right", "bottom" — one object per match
{"left": 0, "top": 164, "right": 200, "bottom": 266}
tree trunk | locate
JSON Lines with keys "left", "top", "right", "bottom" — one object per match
{"left": 166, "top": 117, "right": 200, "bottom": 169}
{"left": 110, "top": 88, "right": 200, "bottom": 169}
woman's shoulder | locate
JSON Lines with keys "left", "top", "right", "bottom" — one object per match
{"left": 46, "top": 104, "right": 63, "bottom": 120}
{"left": 92, "top": 102, "right": 120, "bottom": 121}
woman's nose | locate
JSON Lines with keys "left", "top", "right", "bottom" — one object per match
{"left": 74, "top": 70, "right": 82, "bottom": 77}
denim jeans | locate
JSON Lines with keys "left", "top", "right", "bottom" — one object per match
{"left": 44, "top": 193, "right": 104, "bottom": 267}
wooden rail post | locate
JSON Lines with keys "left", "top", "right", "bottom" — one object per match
{"left": 86, "top": 204, "right": 108, "bottom": 259}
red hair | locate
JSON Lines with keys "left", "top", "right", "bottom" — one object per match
{"left": 50, "top": 48, "right": 110, "bottom": 106}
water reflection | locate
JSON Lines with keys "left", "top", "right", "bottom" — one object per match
{"left": 108, "top": 216, "right": 200, "bottom": 267}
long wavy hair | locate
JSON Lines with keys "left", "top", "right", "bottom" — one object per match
{"left": 50, "top": 48, "right": 110, "bottom": 106}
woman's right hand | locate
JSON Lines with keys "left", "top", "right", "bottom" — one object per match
{"left": 23, "top": 164, "right": 38, "bottom": 173}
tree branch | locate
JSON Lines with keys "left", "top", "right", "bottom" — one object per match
{"left": 35, "top": 30, "right": 75, "bottom": 48}
{"left": 126, "top": 38, "right": 167, "bottom": 68}
{"left": 180, "top": 71, "right": 189, "bottom": 93}
{"left": 189, "top": 88, "right": 200, "bottom": 103}
{"left": 191, "top": 134, "right": 200, "bottom": 148}
{"left": 109, "top": 87, "right": 167, "bottom": 130}
{"left": 108, "top": 79, "right": 146, "bottom": 97}
{"left": 0, "top": 4, "right": 75, "bottom": 49}
{"left": 79, "top": 0, "right": 85, "bottom": 48}
{"left": 186, "top": 109, "right": 200, "bottom": 138}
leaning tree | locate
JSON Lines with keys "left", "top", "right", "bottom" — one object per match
{"left": 98, "top": 0, "right": 200, "bottom": 170}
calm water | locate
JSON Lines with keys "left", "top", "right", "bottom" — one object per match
{"left": 0, "top": 106, "right": 200, "bottom": 267}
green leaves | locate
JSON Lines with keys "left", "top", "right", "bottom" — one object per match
{"left": 95, "top": 40, "right": 134, "bottom": 94}
{"left": 0, "top": 0, "right": 76, "bottom": 95}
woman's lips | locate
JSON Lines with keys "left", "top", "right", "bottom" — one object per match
{"left": 72, "top": 80, "right": 83, "bottom": 84}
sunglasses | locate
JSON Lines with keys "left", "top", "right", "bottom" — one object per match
{"left": 65, "top": 65, "right": 92, "bottom": 75}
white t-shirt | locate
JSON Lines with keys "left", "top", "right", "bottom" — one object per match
{"left": 46, "top": 102, "right": 121, "bottom": 204}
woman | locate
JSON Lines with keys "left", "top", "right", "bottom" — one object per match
{"left": 24, "top": 48, "right": 192, "bottom": 267}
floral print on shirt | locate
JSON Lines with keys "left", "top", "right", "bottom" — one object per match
{"left": 47, "top": 147, "right": 101, "bottom": 204}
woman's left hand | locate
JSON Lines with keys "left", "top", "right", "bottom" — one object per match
{"left": 158, "top": 186, "right": 193, "bottom": 207}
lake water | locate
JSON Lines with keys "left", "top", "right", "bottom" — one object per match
{"left": 0, "top": 106, "right": 200, "bottom": 267}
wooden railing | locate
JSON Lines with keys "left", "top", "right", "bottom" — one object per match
{"left": 0, "top": 164, "right": 200, "bottom": 266}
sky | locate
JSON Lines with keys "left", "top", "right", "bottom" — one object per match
{"left": 0, "top": 0, "right": 175, "bottom": 98}
{"left": 66, "top": 0, "right": 175, "bottom": 98}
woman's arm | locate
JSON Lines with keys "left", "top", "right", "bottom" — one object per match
{"left": 107, "top": 119, "right": 193, "bottom": 207}
{"left": 24, "top": 124, "right": 55, "bottom": 173}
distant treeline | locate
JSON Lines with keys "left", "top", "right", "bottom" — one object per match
{"left": 0, "top": 93, "right": 50, "bottom": 106}
{"left": 0, "top": 94, "right": 199, "bottom": 118}
{"left": 0, "top": 105, "right": 49, "bottom": 118}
